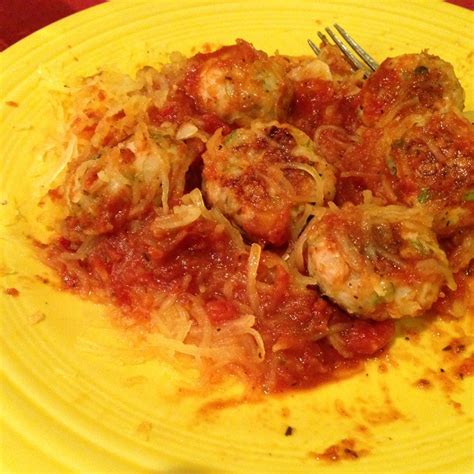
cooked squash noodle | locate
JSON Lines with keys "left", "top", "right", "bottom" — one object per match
{"left": 376, "top": 97, "right": 420, "bottom": 128}
{"left": 145, "top": 332, "right": 212, "bottom": 359}
{"left": 213, "top": 314, "right": 265, "bottom": 361}
{"left": 327, "top": 322, "right": 354, "bottom": 358}
{"left": 374, "top": 246, "right": 406, "bottom": 268}
{"left": 416, "top": 259, "right": 456, "bottom": 290}
{"left": 281, "top": 162, "right": 325, "bottom": 205}
{"left": 290, "top": 203, "right": 315, "bottom": 242}
{"left": 91, "top": 97, "right": 150, "bottom": 149}
{"left": 334, "top": 233, "right": 364, "bottom": 271}
{"left": 288, "top": 219, "right": 312, "bottom": 273}
{"left": 146, "top": 297, "right": 225, "bottom": 363}
{"left": 313, "top": 125, "right": 359, "bottom": 148}
{"left": 247, "top": 243, "right": 263, "bottom": 317}
{"left": 190, "top": 300, "right": 214, "bottom": 351}
{"left": 258, "top": 167, "right": 296, "bottom": 201}
{"left": 340, "top": 171, "right": 380, "bottom": 179}
{"left": 185, "top": 188, "right": 246, "bottom": 248}
{"left": 150, "top": 296, "right": 193, "bottom": 341}
{"left": 66, "top": 159, "right": 92, "bottom": 206}
{"left": 49, "top": 134, "right": 79, "bottom": 191}
{"left": 61, "top": 235, "right": 99, "bottom": 261}
{"left": 152, "top": 204, "right": 202, "bottom": 230}
{"left": 286, "top": 218, "right": 322, "bottom": 287}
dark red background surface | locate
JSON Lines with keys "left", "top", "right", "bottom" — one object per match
{"left": 0, "top": 0, "right": 105, "bottom": 50}
{"left": 0, "top": 0, "right": 472, "bottom": 51}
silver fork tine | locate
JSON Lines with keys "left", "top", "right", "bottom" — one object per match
{"left": 334, "top": 24, "right": 379, "bottom": 71}
{"left": 324, "top": 27, "right": 367, "bottom": 72}
{"left": 317, "top": 31, "right": 329, "bottom": 45}
{"left": 307, "top": 39, "right": 320, "bottom": 55}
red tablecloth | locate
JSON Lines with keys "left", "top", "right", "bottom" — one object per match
{"left": 0, "top": 0, "right": 472, "bottom": 51}
{"left": 0, "top": 0, "right": 105, "bottom": 50}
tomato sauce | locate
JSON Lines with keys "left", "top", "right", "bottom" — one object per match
{"left": 4, "top": 287, "right": 20, "bottom": 297}
{"left": 50, "top": 208, "right": 394, "bottom": 393}
{"left": 288, "top": 79, "right": 361, "bottom": 137}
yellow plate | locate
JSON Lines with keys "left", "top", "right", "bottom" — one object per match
{"left": 1, "top": 1, "right": 473, "bottom": 472}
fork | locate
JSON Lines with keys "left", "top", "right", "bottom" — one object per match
{"left": 308, "top": 24, "right": 379, "bottom": 75}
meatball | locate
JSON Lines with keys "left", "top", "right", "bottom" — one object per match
{"left": 360, "top": 52, "right": 465, "bottom": 127}
{"left": 202, "top": 121, "right": 336, "bottom": 246}
{"left": 385, "top": 110, "right": 474, "bottom": 234}
{"left": 63, "top": 124, "right": 193, "bottom": 239}
{"left": 187, "top": 40, "right": 290, "bottom": 126}
{"left": 299, "top": 203, "right": 455, "bottom": 320}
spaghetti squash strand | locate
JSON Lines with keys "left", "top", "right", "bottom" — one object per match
{"left": 247, "top": 243, "right": 263, "bottom": 317}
